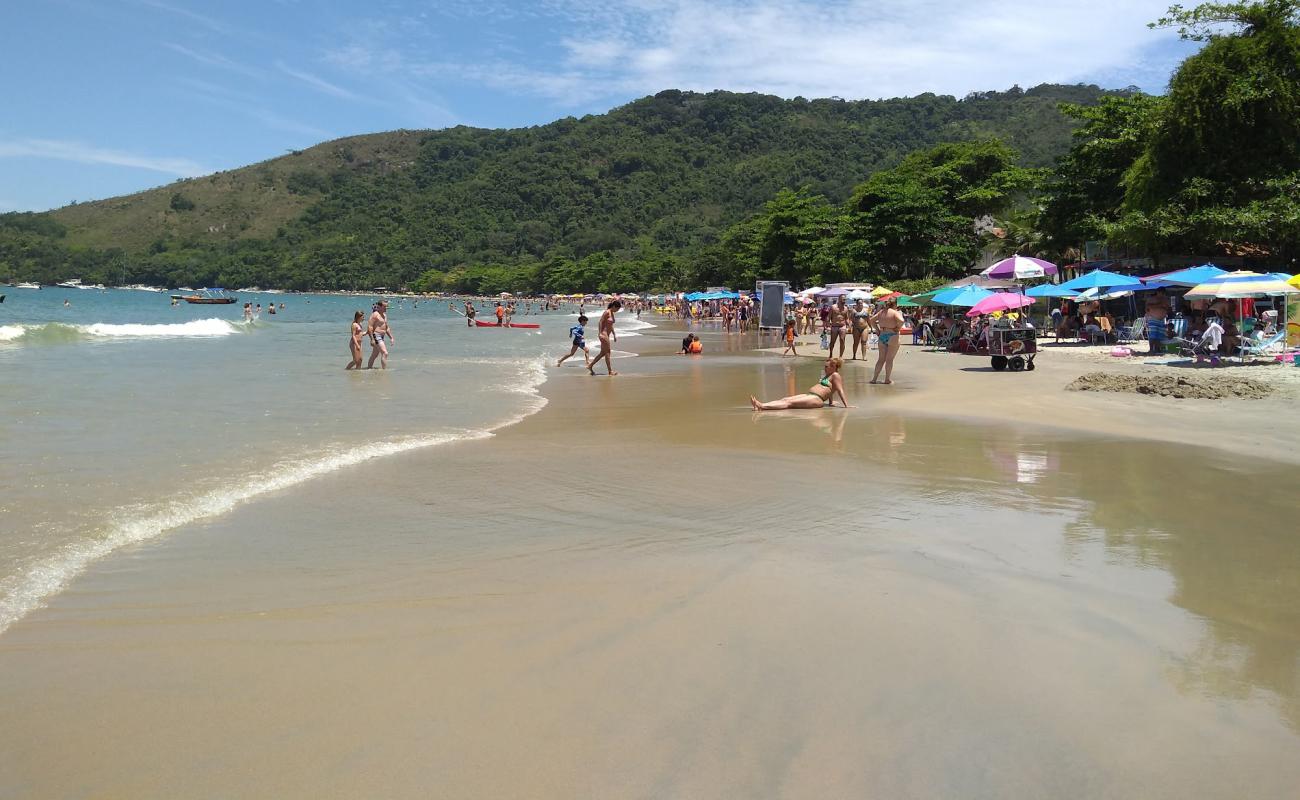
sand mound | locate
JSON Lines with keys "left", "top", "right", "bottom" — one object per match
{"left": 1066, "top": 372, "right": 1274, "bottom": 400}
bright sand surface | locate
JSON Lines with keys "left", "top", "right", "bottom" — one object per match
{"left": 2, "top": 322, "right": 1298, "bottom": 798}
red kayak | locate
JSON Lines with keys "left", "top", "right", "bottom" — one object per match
{"left": 474, "top": 320, "right": 540, "bottom": 329}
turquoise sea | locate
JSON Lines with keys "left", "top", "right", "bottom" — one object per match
{"left": 0, "top": 286, "right": 652, "bottom": 633}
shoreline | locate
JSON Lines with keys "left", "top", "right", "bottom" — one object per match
{"left": 1, "top": 317, "right": 1297, "bottom": 798}
{"left": 653, "top": 319, "right": 1300, "bottom": 465}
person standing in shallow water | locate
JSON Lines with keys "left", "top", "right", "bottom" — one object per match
{"left": 367, "top": 300, "right": 394, "bottom": 369}
{"left": 869, "top": 299, "right": 904, "bottom": 384}
{"left": 346, "top": 310, "right": 364, "bottom": 370}
{"left": 589, "top": 300, "right": 620, "bottom": 376}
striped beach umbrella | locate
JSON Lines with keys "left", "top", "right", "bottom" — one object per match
{"left": 980, "top": 255, "right": 1058, "bottom": 280}
{"left": 1184, "top": 271, "right": 1300, "bottom": 299}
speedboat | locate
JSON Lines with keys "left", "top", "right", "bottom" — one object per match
{"left": 56, "top": 279, "right": 83, "bottom": 288}
{"left": 15, "top": 282, "right": 39, "bottom": 289}
{"left": 181, "top": 288, "right": 238, "bottom": 305}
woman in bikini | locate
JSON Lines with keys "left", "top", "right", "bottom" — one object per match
{"left": 869, "top": 299, "right": 904, "bottom": 384}
{"left": 750, "top": 357, "right": 851, "bottom": 410}
{"left": 345, "top": 310, "right": 364, "bottom": 370}
{"left": 850, "top": 298, "right": 872, "bottom": 360}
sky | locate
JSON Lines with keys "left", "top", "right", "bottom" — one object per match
{"left": 0, "top": 0, "right": 1199, "bottom": 212}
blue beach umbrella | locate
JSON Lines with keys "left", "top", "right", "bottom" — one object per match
{"left": 931, "top": 285, "right": 995, "bottom": 307}
{"left": 1025, "top": 283, "right": 1081, "bottom": 298}
{"left": 1144, "top": 264, "right": 1227, "bottom": 287}
{"left": 1058, "top": 269, "right": 1143, "bottom": 293}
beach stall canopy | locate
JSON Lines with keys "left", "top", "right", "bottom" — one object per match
{"left": 965, "top": 293, "right": 1035, "bottom": 317}
{"left": 931, "top": 285, "right": 995, "bottom": 307}
{"left": 981, "top": 255, "right": 1058, "bottom": 280}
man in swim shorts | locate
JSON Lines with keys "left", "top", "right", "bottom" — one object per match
{"left": 367, "top": 300, "right": 394, "bottom": 369}
{"left": 1145, "top": 289, "right": 1170, "bottom": 355}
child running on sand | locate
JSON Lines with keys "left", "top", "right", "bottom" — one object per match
{"left": 557, "top": 315, "right": 590, "bottom": 366}
{"left": 782, "top": 320, "right": 798, "bottom": 356}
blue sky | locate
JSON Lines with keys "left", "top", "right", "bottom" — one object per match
{"left": 0, "top": 0, "right": 1198, "bottom": 212}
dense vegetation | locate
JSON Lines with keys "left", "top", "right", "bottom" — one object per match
{"left": 2, "top": 84, "right": 1106, "bottom": 292}
{"left": 4, "top": 2, "right": 1297, "bottom": 293}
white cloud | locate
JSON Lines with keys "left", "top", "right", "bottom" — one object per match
{"left": 133, "top": 0, "right": 232, "bottom": 34}
{"left": 276, "top": 61, "right": 360, "bottom": 100}
{"left": 165, "top": 42, "right": 262, "bottom": 79}
{"left": 174, "top": 77, "right": 333, "bottom": 141}
{"left": 533, "top": 0, "right": 1186, "bottom": 102}
{"left": 0, "top": 138, "right": 210, "bottom": 177}
{"left": 335, "top": 0, "right": 1188, "bottom": 106}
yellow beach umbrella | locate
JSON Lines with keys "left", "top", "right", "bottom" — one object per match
{"left": 1288, "top": 273, "right": 1300, "bottom": 288}
{"left": 870, "top": 286, "right": 895, "bottom": 298}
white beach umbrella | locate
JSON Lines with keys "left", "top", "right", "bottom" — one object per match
{"left": 847, "top": 288, "right": 873, "bottom": 300}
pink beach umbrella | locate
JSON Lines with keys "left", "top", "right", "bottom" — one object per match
{"left": 965, "top": 292, "right": 1036, "bottom": 317}
{"left": 981, "top": 255, "right": 1059, "bottom": 280}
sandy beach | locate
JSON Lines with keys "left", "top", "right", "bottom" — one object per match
{"left": 2, "top": 322, "right": 1298, "bottom": 799}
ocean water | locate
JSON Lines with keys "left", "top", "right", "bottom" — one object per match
{"left": 0, "top": 287, "right": 653, "bottom": 632}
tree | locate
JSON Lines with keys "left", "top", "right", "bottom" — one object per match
{"left": 1118, "top": 1, "right": 1300, "bottom": 260}
{"left": 1037, "top": 94, "right": 1164, "bottom": 256}
{"left": 836, "top": 140, "right": 1038, "bottom": 280}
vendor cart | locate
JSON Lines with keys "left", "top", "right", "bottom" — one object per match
{"left": 988, "top": 327, "right": 1037, "bottom": 371}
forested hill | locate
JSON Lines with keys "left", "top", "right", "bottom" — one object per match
{"left": 15, "top": 84, "right": 1114, "bottom": 290}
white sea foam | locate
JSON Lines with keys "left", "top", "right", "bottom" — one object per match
{"left": 0, "top": 355, "right": 550, "bottom": 636}
{"left": 83, "top": 318, "right": 242, "bottom": 337}
{"left": 0, "top": 318, "right": 245, "bottom": 344}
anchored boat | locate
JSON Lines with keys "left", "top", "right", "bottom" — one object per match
{"left": 181, "top": 288, "right": 238, "bottom": 305}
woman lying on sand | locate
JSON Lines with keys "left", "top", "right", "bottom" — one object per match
{"left": 750, "top": 357, "right": 852, "bottom": 410}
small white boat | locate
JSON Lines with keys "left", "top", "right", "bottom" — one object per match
{"left": 56, "top": 279, "right": 83, "bottom": 288}
{"left": 16, "top": 282, "right": 40, "bottom": 289}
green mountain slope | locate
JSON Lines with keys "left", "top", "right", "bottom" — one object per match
{"left": 50, "top": 132, "right": 426, "bottom": 251}
{"left": 8, "top": 84, "right": 1117, "bottom": 289}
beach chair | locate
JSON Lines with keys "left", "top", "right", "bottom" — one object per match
{"left": 929, "top": 325, "right": 958, "bottom": 352}
{"left": 1237, "top": 330, "right": 1287, "bottom": 362}
{"left": 1173, "top": 332, "right": 1219, "bottom": 363}
{"left": 1115, "top": 322, "right": 1142, "bottom": 343}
